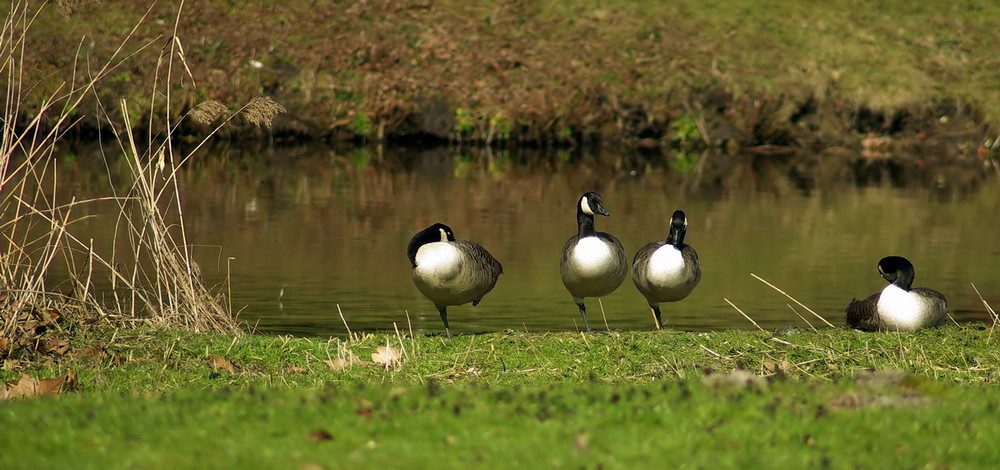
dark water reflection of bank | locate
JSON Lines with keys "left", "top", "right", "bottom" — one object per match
{"left": 51, "top": 144, "right": 1000, "bottom": 336}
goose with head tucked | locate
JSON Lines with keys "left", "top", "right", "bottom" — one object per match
{"left": 407, "top": 223, "right": 503, "bottom": 337}
{"left": 631, "top": 210, "right": 701, "bottom": 330}
{"left": 845, "top": 256, "right": 947, "bottom": 332}
{"left": 559, "top": 192, "right": 628, "bottom": 331}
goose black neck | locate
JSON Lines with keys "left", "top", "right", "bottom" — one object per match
{"left": 577, "top": 211, "right": 597, "bottom": 237}
{"left": 666, "top": 226, "right": 686, "bottom": 247}
{"left": 891, "top": 268, "right": 915, "bottom": 291}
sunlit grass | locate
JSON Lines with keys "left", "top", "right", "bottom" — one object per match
{"left": 3, "top": 325, "right": 1000, "bottom": 468}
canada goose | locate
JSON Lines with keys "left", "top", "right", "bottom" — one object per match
{"left": 631, "top": 210, "right": 701, "bottom": 330}
{"left": 560, "top": 192, "right": 628, "bottom": 331}
{"left": 407, "top": 223, "right": 503, "bottom": 337}
{"left": 845, "top": 256, "right": 947, "bottom": 332}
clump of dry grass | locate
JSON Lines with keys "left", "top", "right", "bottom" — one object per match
{"left": 188, "top": 100, "right": 228, "bottom": 126}
{"left": 242, "top": 96, "right": 286, "bottom": 128}
{"left": 0, "top": 1, "right": 285, "bottom": 351}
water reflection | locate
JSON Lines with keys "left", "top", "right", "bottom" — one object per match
{"left": 46, "top": 144, "right": 1000, "bottom": 336}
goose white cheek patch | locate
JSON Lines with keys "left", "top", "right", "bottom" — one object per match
{"left": 580, "top": 197, "right": 594, "bottom": 216}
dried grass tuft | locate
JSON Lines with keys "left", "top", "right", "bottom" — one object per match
{"left": 1, "top": 0, "right": 243, "bottom": 350}
{"left": 188, "top": 100, "right": 228, "bottom": 126}
{"left": 55, "top": 0, "right": 103, "bottom": 17}
{"left": 241, "top": 96, "right": 287, "bottom": 129}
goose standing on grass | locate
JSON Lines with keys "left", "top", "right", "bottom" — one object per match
{"left": 845, "top": 256, "right": 947, "bottom": 332}
{"left": 560, "top": 192, "right": 628, "bottom": 331}
{"left": 407, "top": 223, "right": 503, "bottom": 337}
{"left": 631, "top": 210, "right": 701, "bottom": 330}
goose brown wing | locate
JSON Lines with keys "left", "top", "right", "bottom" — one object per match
{"left": 597, "top": 231, "right": 628, "bottom": 282}
{"left": 453, "top": 240, "right": 503, "bottom": 305}
{"left": 630, "top": 241, "right": 663, "bottom": 290}
{"left": 845, "top": 292, "right": 881, "bottom": 331}
{"left": 912, "top": 287, "right": 948, "bottom": 326}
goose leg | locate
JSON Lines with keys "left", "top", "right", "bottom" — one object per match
{"left": 650, "top": 305, "right": 663, "bottom": 330}
{"left": 573, "top": 297, "right": 592, "bottom": 331}
{"left": 437, "top": 306, "right": 452, "bottom": 338}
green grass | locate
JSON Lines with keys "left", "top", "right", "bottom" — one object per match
{"left": 3, "top": 325, "right": 1000, "bottom": 468}
{"left": 2, "top": 380, "right": 998, "bottom": 469}
{"left": 7, "top": 324, "right": 1000, "bottom": 392}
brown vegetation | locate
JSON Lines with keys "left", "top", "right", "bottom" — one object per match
{"left": 12, "top": 1, "right": 1000, "bottom": 153}
{"left": 2, "top": 1, "right": 244, "bottom": 358}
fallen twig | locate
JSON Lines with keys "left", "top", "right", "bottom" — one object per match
{"left": 724, "top": 298, "right": 766, "bottom": 333}
{"left": 751, "top": 273, "right": 835, "bottom": 328}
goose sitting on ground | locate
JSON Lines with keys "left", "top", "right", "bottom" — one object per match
{"left": 407, "top": 223, "right": 503, "bottom": 337}
{"left": 631, "top": 210, "right": 702, "bottom": 330}
{"left": 559, "top": 192, "right": 627, "bottom": 331}
{"left": 845, "top": 256, "right": 947, "bottom": 332}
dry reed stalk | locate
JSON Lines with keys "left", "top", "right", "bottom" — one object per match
{"left": 724, "top": 297, "right": 766, "bottom": 333}
{"left": 0, "top": 1, "right": 256, "bottom": 345}
{"left": 972, "top": 283, "right": 998, "bottom": 343}
{"left": 786, "top": 304, "right": 817, "bottom": 332}
{"left": 750, "top": 273, "right": 836, "bottom": 328}
{"left": 598, "top": 298, "right": 609, "bottom": 331}
{"left": 337, "top": 304, "right": 353, "bottom": 339}
{"left": 393, "top": 322, "right": 408, "bottom": 361}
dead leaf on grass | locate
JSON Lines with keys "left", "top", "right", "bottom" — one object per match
{"left": 324, "top": 351, "right": 364, "bottom": 371}
{"left": 40, "top": 370, "right": 78, "bottom": 395}
{"left": 355, "top": 397, "right": 374, "bottom": 418}
{"left": 306, "top": 428, "right": 334, "bottom": 442}
{"left": 286, "top": 365, "right": 306, "bottom": 375}
{"left": 2, "top": 374, "right": 39, "bottom": 399}
{"left": 76, "top": 345, "right": 105, "bottom": 362}
{"left": 1, "top": 370, "right": 78, "bottom": 400}
{"left": 371, "top": 346, "right": 401, "bottom": 368}
{"left": 324, "top": 358, "right": 349, "bottom": 371}
{"left": 701, "top": 369, "right": 768, "bottom": 389}
{"left": 762, "top": 360, "right": 790, "bottom": 375}
{"left": 207, "top": 354, "right": 237, "bottom": 373}
{"left": 42, "top": 337, "right": 71, "bottom": 355}
{"left": 108, "top": 353, "right": 126, "bottom": 366}
{"left": 39, "top": 308, "right": 62, "bottom": 324}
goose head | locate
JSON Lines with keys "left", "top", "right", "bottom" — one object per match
{"left": 877, "top": 256, "right": 915, "bottom": 291}
{"left": 407, "top": 223, "right": 455, "bottom": 268}
{"left": 665, "top": 210, "right": 688, "bottom": 246}
{"left": 578, "top": 192, "right": 610, "bottom": 218}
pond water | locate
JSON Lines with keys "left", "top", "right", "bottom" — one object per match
{"left": 48, "top": 144, "right": 1000, "bottom": 336}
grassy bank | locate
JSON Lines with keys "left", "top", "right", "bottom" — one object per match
{"left": 3, "top": 325, "right": 1000, "bottom": 467}
{"left": 5, "top": 379, "right": 1000, "bottom": 468}
{"left": 7, "top": 324, "right": 1000, "bottom": 390}
{"left": 16, "top": 0, "right": 1000, "bottom": 151}
{"left": 3, "top": 3, "right": 1000, "bottom": 466}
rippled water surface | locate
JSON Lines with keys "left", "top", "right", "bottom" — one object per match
{"left": 50, "top": 145, "right": 1000, "bottom": 336}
